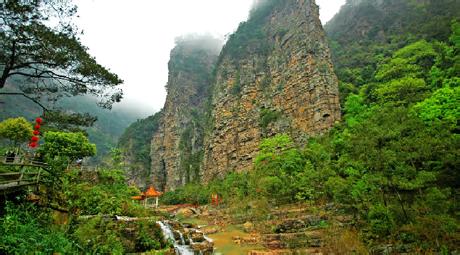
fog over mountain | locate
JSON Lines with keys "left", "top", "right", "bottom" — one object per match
{"left": 76, "top": 0, "right": 345, "bottom": 114}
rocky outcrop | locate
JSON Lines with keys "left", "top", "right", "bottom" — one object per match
{"left": 201, "top": 0, "right": 340, "bottom": 182}
{"left": 119, "top": 113, "right": 162, "bottom": 188}
{"left": 150, "top": 36, "right": 221, "bottom": 191}
{"left": 150, "top": 0, "right": 340, "bottom": 190}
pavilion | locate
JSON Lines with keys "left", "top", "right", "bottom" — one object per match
{"left": 131, "top": 186, "right": 163, "bottom": 208}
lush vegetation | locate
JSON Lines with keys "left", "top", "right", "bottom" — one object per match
{"left": 0, "top": 130, "right": 169, "bottom": 253}
{"left": 325, "top": 0, "right": 460, "bottom": 105}
{"left": 0, "top": 169, "right": 170, "bottom": 254}
{"left": 219, "top": 0, "right": 282, "bottom": 63}
{"left": 2, "top": 172, "right": 148, "bottom": 253}
{"left": 39, "top": 131, "right": 96, "bottom": 161}
{"left": 118, "top": 112, "right": 162, "bottom": 176}
{"left": 161, "top": 22, "right": 460, "bottom": 252}
{"left": 0, "top": 202, "right": 79, "bottom": 254}
{"left": 0, "top": 117, "right": 33, "bottom": 147}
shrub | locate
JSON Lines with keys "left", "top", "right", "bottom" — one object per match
{"left": 0, "top": 202, "right": 77, "bottom": 254}
{"left": 367, "top": 204, "right": 396, "bottom": 237}
{"left": 0, "top": 117, "right": 33, "bottom": 146}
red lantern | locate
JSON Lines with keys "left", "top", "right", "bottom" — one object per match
{"left": 35, "top": 117, "right": 43, "bottom": 124}
{"left": 34, "top": 124, "right": 41, "bottom": 130}
{"left": 29, "top": 142, "right": 38, "bottom": 148}
{"left": 31, "top": 136, "right": 39, "bottom": 142}
{"left": 33, "top": 130, "right": 40, "bottom": 135}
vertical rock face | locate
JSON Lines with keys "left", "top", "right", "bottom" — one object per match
{"left": 119, "top": 113, "right": 162, "bottom": 188}
{"left": 150, "top": 37, "right": 221, "bottom": 191}
{"left": 201, "top": 0, "right": 340, "bottom": 182}
{"left": 150, "top": 0, "right": 340, "bottom": 191}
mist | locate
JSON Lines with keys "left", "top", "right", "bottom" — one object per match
{"left": 75, "top": 0, "right": 345, "bottom": 115}
{"left": 174, "top": 34, "right": 223, "bottom": 55}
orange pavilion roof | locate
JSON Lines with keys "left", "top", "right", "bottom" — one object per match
{"left": 131, "top": 195, "right": 144, "bottom": 201}
{"left": 144, "top": 186, "right": 162, "bottom": 197}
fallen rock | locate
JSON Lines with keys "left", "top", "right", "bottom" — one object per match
{"left": 201, "top": 225, "right": 220, "bottom": 235}
{"left": 190, "top": 240, "right": 213, "bottom": 254}
{"left": 243, "top": 221, "right": 255, "bottom": 232}
{"left": 189, "top": 231, "right": 205, "bottom": 242}
{"left": 176, "top": 208, "right": 195, "bottom": 218}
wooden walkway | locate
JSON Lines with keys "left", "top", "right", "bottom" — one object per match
{"left": 0, "top": 156, "right": 48, "bottom": 194}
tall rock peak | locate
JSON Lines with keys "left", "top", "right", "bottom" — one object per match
{"left": 201, "top": 0, "right": 340, "bottom": 182}
{"left": 150, "top": 35, "right": 221, "bottom": 191}
{"left": 151, "top": 0, "right": 340, "bottom": 191}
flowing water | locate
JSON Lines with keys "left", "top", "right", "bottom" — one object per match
{"left": 157, "top": 221, "right": 212, "bottom": 255}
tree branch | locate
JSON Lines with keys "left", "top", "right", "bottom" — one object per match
{"left": 0, "top": 92, "right": 48, "bottom": 114}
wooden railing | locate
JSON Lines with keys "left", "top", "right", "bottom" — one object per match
{"left": 0, "top": 171, "right": 42, "bottom": 191}
{"left": 0, "top": 155, "right": 48, "bottom": 167}
{"left": 0, "top": 155, "right": 48, "bottom": 193}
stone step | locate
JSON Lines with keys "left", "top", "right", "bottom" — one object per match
{"left": 271, "top": 215, "right": 328, "bottom": 233}
{"left": 230, "top": 208, "right": 319, "bottom": 225}
{"left": 262, "top": 230, "right": 323, "bottom": 249}
{"left": 248, "top": 248, "right": 323, "bottom": 255}
{"left": 270, "top": 207, "right": 312, "bottom": 219}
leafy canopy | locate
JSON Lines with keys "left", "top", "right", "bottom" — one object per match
{"left": 0, "top": 0, "right": 123, "bottom": 108}
{"left": 0, "top": 117, "right": 33, "bottom": 146}
{"left": 39, "top": 131, "right": 96, "bottom": 160}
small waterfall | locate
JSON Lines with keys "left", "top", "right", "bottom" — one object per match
{"left": 157, "top": 221, "right": 175, "bottom": 240}
{"left": 177, "top": 230, "right": 186, "bottom": 245}
{"left": 156, "top": 221, "right": 196, "bottom": 255}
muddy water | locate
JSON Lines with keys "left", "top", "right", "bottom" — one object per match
{"left": 209, "top": 225, "right": 263, "bottom": 255}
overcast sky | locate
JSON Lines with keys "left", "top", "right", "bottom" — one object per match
{"left": 76, "top": 0, "right": 345, "bottom": 115}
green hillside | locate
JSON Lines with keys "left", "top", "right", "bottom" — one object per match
{"left": 0, "top": 91, "right": 148, "bottom": 163}
{"left": 159, "top": 0, "right": 460, "bottom": 252}
{"left": 325, "top": 0, "right": 460, "bottom": 103}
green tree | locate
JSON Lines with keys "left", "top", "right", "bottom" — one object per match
{"left": 0, "top": 0, "right": 123, "bottom": 108}
{"left": 413, "top": 86, "right": 460, "bottom": 128}
{"left": 375, "top": 40, "right": 437, "bottom": 82}
{"left": 253, "top": 134, "right": 305, "bottom": 203}
{"left": 0, "top": 117, "right": 33, "bottom": 147}
{"left": 39, "top": 131, "right": 96, "bottom": 162}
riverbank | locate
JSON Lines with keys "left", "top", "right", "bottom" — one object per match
{"left": 159, "top": 202, "right": 363, "bottom": 255}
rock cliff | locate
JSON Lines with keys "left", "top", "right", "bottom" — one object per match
{"left": 201, "top": 0, "right": 340, "bottom": 182}
{"left": 150, "top": 36, "right": 221, "bottom": 191}
{"left": 150, "top": 0, "right": 340, "bottom": 190}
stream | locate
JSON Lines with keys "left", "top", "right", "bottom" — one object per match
{"left": 157, "top": 221, "right": 214, "bottom": 255}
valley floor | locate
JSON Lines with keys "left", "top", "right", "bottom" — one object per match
{"left": 158, "top": 203, "right": 364, "bottom": 255}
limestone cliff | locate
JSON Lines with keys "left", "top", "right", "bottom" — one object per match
{"left": 201, "top": 0, "right": 340, "bottom": 182}
{"left": 150, "top": 0, "right": 340, "bottom": 191}
{"left": 150, "top": 36, "right": 221, "bottom": 191}
{"left": 118, "top": 113, "right": 161, "bottom": 187}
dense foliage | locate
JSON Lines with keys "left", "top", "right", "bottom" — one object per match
{"left": 118, "top": 112, "right": 161, "bottom": 175}
{"left": 325, "top": 0, "right": 460, "bottom": 105}
{"left": 39, "top": 131, "right": 96, "bottom": 161}
{"left": 0, "top": 168, "right": 169, "bottom": 254}
{"left": 163, "top": 22, "right": 460, "bottom": 252}
{"left": 219, "top": 0, "right": 281, "bottom": 63}
{"left": 0, "top": 117, "right": 33, "bottom": 146}
{"left": 0, "top": 202, "right": 78, "bottom": 253}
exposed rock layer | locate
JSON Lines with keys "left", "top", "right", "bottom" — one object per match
{"left": 201, "top": 0, "right": 340, "bottom": 182}
{"left": 150, "top": 38, "right": 220, "bottom": 190}
{"left": 151, "top": 0, "right": 340, "bottom": 190}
